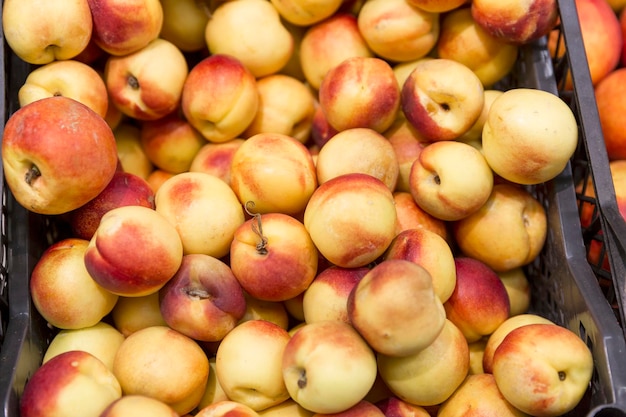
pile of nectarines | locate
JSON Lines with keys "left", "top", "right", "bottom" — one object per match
{"left": 1, "top": 0, "right": 597, "bottom": 417}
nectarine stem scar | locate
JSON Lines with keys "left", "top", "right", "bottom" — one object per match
{"left": 185, "top": 288, "right": 210, "bottom": 300}
{"left": 244, "top": 201, "right": 268, "bottom": 255}
{"left": 559, "top": 371, "right": 566, "bottom": 381}
{"left": 298, "top": 370, "right": 307, "bottom": 388}
{"left": 25, "top": 164, "right": 41, "bottom": 185}
{"left": 127, "top": 74, "right": 140, "bottom": 89}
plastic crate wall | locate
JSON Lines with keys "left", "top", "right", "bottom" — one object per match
{"left": 0, "top": 23, "right": 7, "bottom": 355}
{"left": 0, "top": 23, "right": 59, "bottom": 416}
{"left": 503, "top": 22, "right": 626, "bottom": 414}
{"left": 554, "top": 0, "right": 626, "bottom": 336}
{"left": 1, "top": 2, "right": 626, "bottom": 417}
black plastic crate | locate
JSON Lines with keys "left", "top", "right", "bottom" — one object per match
{"left": 2, "top": 1, "right": 626, "bottom": 417}
{"left": 0, "top": 33, "right": 59, "bottom": 415}
{"left": 555, "top": 0, "right": 626, "bottom": 341}
{"left": 504, "top": 19, "right": 626, "bottom": 414}
{"left": 0, "top": 15, "right": 7, "bottom": 357}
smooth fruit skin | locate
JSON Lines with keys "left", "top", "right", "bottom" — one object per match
{"left": 498, "top": 267, "right": 532, "bottom": 316}
{"left": 270, "top": 0, "right": 342, "bottom": 26}
{"left": 443, "top": 257, "right": 511, "bottom": 343}
{"left": 377, "top": 319, "right": 470, "bottom": 407}
{"left": 87, "top": 0, "right": 164, "bottom": 56}
{"left": 303, "top": 173, "right": 397, "bottom": 269}
{"left": 471, "top": 0, "right": 558, "bottom": 45}
{"left": 2, "top": 96, "right": 118, "bottom": 215}
{"left": 358, "top": 0, "right": 439, "bottom": 63}
{"left": 595, "top": 68, "right": 626, "bottom": 160}
{"left": 437, "top": 7, "right": 519, "bottom": 88}
{"left": 68, "top": 171, "right": 156, "bottom": 240}
{"left": 229, "top": 132, "right": 318, "bottom": 216}
{"left": 30, "top": 238, "right": 119, "bottom": 330}
{"left": 20, "top": 350, "right": 122, "bottom": 417}
{"left": 282, "top": 320, "right": 378, "bottom": 414}
{"left": 482, "top": 313, "right": 554, "bottom": 373}
{"left": 159, "top": 0, "right": 209, "bottom": 52}
{"left": 2, "top": 0, "right": 93, "bottom": 65}
{"left": 196, "top": 400, "right": 261, "bottom": 417}
{"left": 104, "top": 38, "right": 189, "bottom": 121}
{"left": 242, "top": 74, "right": 317, "bottom": 143}
{"left": 215, "top": 320, "right": 292, "bottom": 411}
{"left": 319, "top": 56, "right": 400, "bottom": 134}
{"left": 114, "top": 122, "right": 154, "bottom": 180}
{"left": 347, "top": 259, "right": 447, "bottom": 357}
{"left": 406, "top": 0, "right": 468, "bottom": 12}
{"left": 316, "top": 400, "right": 385, "bottom": 417}
{"left": 315, "top": 127, "right": 399, "bottom": 192}
{"left": 453, "top": 183, "right": 548, "bottom": 273}
{"left": 408, "top": 140, "right": 494, "bottom": 221}
{"left": 583, "top": 0, "right": 623, "bottom": 83}
{"left": 205, "top": 0, "right": 294, "bottom": 78}
{"left": 622, "top": 7, "right": 626, "bottom": 65}
{"left": 18, "top": 59, "right": 109, "bottom": 118}
{"left": 42, "top": 321, "right": 125, "bottom": 371}
{"left": 299, "top": 13, "right": 374, "bottom": 91}
{"left": 481, "top": 88, "right": 578, "bottom": 185}
{"left": 155, "top": 171, "right": 245, "bottom": 258}
{"left": 181, "top": 54, "right": 259, "bottom": 143}
{"left": 229, "top": 213, "right": 319, "bottom": 302}
{"left": 384, "top": 228, "right": 457, "bottom": 303}
{"left": 401, "top": 58, "right": 485, "bottom": 142}
{"left": 189, "top": 139, "right": 245, "bottom": 186}
{"left": 159, "top": 254, "right": 247, "bottom": 342}
{"left": 257, "top": 398, "right": 315, "bottom": 417}
{"left": 302, "top": 265, "right": 370, "bottom": 324}
{"left": 376, "top": 396, "right": 431, "bottom": 417}
{"left": 112, "top": 325, "right": 210, "bottom": 415}
{"left": 100, "top": 395, "right": 179, "bottom": 417}
{"left": 111, "top": 292, "right": 168, "bottom": 337}
{"left": 492, "top": 323, "right": 594, "bottom": 417}
{"left": 391, "top": 191, "right": 449, "bottom": 241}
{"left": 385, "top": 120, "right": 429, "bottom": 194}
{"left": 437, "top": 373, "right": 530, "bottom": 417}
{"left": 84, "top": 205, "right": 184, "bottom": 297}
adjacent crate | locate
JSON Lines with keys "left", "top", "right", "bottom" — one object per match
{"left": 2, "top": 1, "right": 626, "bottom": 417}
{"left": 555, "top": 0, "right": 626, "bottom": 338}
